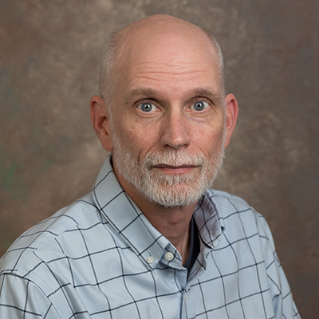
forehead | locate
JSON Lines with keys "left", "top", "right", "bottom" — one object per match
{"left": 115, "top": 29, "right": 222, "bottom": 95}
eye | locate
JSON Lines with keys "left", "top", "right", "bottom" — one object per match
{"left": 137, "top": 102, "right": 158, "bottom": 112}
{"left": 191, "top": 101, "right": 210, "bottom": 111}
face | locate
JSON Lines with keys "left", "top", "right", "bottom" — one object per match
{"left": 104, "top": 30, "right": 236, "bottom": 208}
{"left": 112, "top": 127, "right": 225, "bottom": 207}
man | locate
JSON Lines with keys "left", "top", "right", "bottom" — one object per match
{"left": 0, "top": 15, "right": 300, "bottom": 319}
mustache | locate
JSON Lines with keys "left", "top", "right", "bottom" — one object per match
{"left": 141, "top": 149, "right": 206, "bottom": 168}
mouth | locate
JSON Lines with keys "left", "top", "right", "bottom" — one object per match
{"left": 153, "top": 164, "right": 199, "bottom": 174}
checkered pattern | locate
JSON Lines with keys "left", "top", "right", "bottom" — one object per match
{"left": 0, "top": 155, "right": 300, "bottom": 318}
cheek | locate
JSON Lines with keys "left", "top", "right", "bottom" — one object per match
{"left": 114, "top": 117, "right": 161, "bottom": 158}
{"left": 194, "top": 123, "right": 225, "bottom": 154}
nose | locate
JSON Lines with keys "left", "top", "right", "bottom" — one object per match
{"left": 160, "top": 108, "right": 191, "bottom": 149}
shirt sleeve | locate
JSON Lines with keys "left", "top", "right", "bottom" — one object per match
{"left": 0, "top": 273, "right": 60, "bottom": 319}
{"left": 258, "top": 215, "right": 301, "bottom": 319}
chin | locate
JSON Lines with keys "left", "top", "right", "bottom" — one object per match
{"left": 144, "top": 182, "right": 205, "bottom": 208}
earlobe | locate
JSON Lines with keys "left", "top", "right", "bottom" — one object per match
{"left": 224, "top": 93, "right": 239, "bottom": 148}
{"left": 90, "top": 95, "right": 114, "bottom": 151}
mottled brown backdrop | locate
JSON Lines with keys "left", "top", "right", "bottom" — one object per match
{"left": 1, "top": 0, "right": 318, "bottom": 317}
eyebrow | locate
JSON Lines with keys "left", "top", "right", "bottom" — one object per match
{"left": 124, "top": 87, "right": 223, "bottom": 106}
{"left": 124, "top": 88, "right": 158, "bottom": 105}
{"left": 192, "top": 88, "right": 223, "bottom": 104}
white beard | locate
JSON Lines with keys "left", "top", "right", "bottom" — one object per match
{"left": 112, "top": 132, "right": 225, "bottom": 208}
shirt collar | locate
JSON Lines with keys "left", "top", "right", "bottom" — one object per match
{"left": 92, "top": 156, "right": 224, "bottom": 267}
{"left": 193, "top": 192, "right": 225, "bottom": 249}
{"left": 92, "top": 155, "right": 172, "bottom": 268}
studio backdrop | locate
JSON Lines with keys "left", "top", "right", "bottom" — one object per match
{"left": 0, "top": 1, "right": 318, "bottom": 318}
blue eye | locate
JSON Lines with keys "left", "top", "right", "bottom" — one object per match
{"left": 191, "top": 101, "right": 209, "bottom": 111}
{"left": 138, "top": 102, "right": 157, "bottom": 112}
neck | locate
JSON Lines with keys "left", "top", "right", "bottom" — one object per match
{"left": 114, "top": 164, "right": 198, "bottom": 262}
{"left": 141, "top": 201, "right": 196, "bottom": 263}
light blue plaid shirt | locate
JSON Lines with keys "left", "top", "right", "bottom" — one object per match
{"left": 0, "top": 156, "right": 300, "bottom": 318}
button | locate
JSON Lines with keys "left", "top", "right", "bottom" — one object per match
{"left": 146, "top": 256, "right": 154, "bottom": 264}
{"left": 165, "top": 252, "right": 174, "bottom": 261}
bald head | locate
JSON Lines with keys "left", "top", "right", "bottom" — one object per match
{"left": 99, "top": 15, "right": 225, "bottom": 105}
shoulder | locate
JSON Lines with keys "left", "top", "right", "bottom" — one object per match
{"left": 204, "top": 189, "right": 278, "bottom": 270}
{"left": 205, "top": 189, "right": 257, "bottom": 215}
{"left": 204, "top": 189, "right": 271, "bottom": 240}
{"left": 0, "top": 192, "right": 107, "bottom": 278}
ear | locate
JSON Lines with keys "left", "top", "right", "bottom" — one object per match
{"left": 224, "top": 93, "right": 239, "bottom": 148}
{"left": 90, "top": 95, "right": 113, "bottom": 151}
